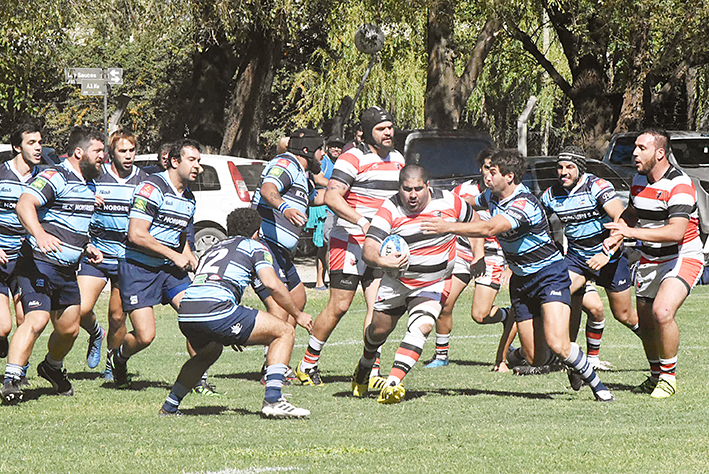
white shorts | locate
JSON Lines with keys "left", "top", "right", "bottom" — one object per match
{"left": 635, "top": 256, "right": 703, "bottom": 299}
{"left": 374, "top": 276, "right": 447, "bottom": 317}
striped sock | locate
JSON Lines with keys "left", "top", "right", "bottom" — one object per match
{"left": 659, "top": 356, "right": 677, "bottom": 381}
{"left": 649, "top": 359, "right": 661, "bottom": 379}
{"left": 563, "top": 342, "right": 606, "bottom": 393}
{"left": 585, "top": 320, "right": 605, "bottom": 358}
{"left": 628, "top": 323, "right": 641, "bottom": 337}
{"left": 88, "top": 320, "right": 102, "bottom": 339}
{"left": 200, "top": 371, "right": 208, "bottom": 383}
{"left": 388, "top": 332, "right": 426, "bottom": 386}
{"left": 434, "top": 333, "right": 450, "bottom": 360}
{"left": 300, "top": 336, "right": 326, "bottom": 371}
{"left": 4, "top": 363, "right": 23, "bottom": 383}
{"left": 371, "top": 350, "right": 382, "bottom": 378}
{"left": 116, "top": 345, "right": 129, "bottom": 363}
{"left": 162, "top": 382, "right": 190, "bottom": 413}
{"left": 264, "top": 363, "right": 288, "bottom": 402}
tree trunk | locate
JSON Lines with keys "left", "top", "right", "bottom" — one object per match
{"left": 424, "top": 1, "right": 499, "bottom": 130}
{"left": 424, "top": 0, "right": 457, "bottom": 130}
{"left": 687, "top": 67, "right": 698, "bottom": 129}
{"left": 220, "top": 28, "right": 282, "bottom": 158}
{"left": 613, "top": 25, "right": 649, "bottom": 134}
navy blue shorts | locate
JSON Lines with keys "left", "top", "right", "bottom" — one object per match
{"left": 179, "top": 301, "right": 258, "bottom": 350}
{"left": 119, "top": 259, "right": 191, "bottom": 312}
{"left": 0, "top": 258, "right": 19, "bottom": 295}
{"left": 15, "top": 255, "right": 80, "bottom": 312}
{"left": 252, "top": 241, "right": 301, "bottom": 300}
{"left": 565, "top": 251, "right": 632, "bottom": 292}
{"left": 77, "top": 257, "right": 121, "bottom": 289}
{"left": 511, "top": 262, "right": 571, "bottom": 322}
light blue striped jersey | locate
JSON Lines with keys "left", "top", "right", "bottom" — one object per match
{"left": 476, "top": 183, "right": 563, "bottom": 276}
{"left": 23, "top": 161, "right": 96, "bottom": 267}
{"left": 251, "top": 153, "right": 316, "bottom": 254}
{"left": 540, "top": 173, "right": 619, "bottom": 261}
{"left": 178, "top": 236, "right": 274, "bottom": 322}
{"left": 125, "top": 171, "right": 195, "bottom": 268}
{"left": 0, "top": 160, "right": 37, "bottom": 259}
{"left": 90, "top": 164, "right": 149, "bottom": 262}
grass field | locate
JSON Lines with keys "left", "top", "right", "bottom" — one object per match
{"left": 1, "top": 282, "right": 709, "bottom": 474}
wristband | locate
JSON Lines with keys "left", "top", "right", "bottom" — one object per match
{"left": 602, "top": 248, "right": 614, "bottom": 258}
{"left": 277, "top": 202, "right": 290, "bottom": 213}
{"left": 357, "top": 217, "right": 368, "bottom": 229}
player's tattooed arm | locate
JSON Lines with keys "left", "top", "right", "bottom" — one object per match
{"left": 325, "top": 180, "right": 369, "bottom": 232}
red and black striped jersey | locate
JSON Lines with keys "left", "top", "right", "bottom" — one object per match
{"left": 630, "top": 166, "right": 702, "bottom": 262}
{"left": 367, "top": 188, "right": 475, "bottom": 289}
{"left": 329, "top": 143, "right": 405, "bottom": 236}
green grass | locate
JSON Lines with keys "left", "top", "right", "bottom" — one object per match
{"left": 2, "top": 284, "right": 709, "bottom": 473}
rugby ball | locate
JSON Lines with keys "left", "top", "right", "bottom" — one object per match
{"left": 379, "top": 234, "right": 410, "bottom": 276}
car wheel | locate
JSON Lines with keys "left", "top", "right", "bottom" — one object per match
{"left": 194, "top": 227, "right": 227, "bottom": 259}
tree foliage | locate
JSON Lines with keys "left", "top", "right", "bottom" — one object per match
{"left": 3, "top": 0, "right": 709, "bottom": 159}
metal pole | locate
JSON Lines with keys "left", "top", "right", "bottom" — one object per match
{"left": 103, "top": 87, "right": 108, "bottom": 141}
{"left": 346, "top": 53, "right": 378, "bottom": 120}
{"left": 517, "top": 96, "right": 537, "bottom": 157}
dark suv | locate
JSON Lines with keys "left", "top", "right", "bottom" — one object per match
{"left": 403, "top": 130, "right": 494, "bottom": 190}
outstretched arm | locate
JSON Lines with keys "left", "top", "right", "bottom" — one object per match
{"left": 421, "top": 214, "right": 512, "bottom": 238}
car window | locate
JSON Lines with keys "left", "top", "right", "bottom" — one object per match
{"left": 237, "top": 162, "right": 266, "bottom": 192}
{"left": 531, "top": 162, "right": 559, "bottom": 194}
{"left": 193, "top": 164, "right": 220, "bottom": 191}
{"left": 586, "top": 161, "right": 629, "bottom": 191}
{"left": 405, "top": 137, "right": 488, "bottom": 179}
{"left": 609, "top": 135, "right": 637, "bottom": 167}
{"left": 670, "top": 139, "right": 709, "bottom": 167}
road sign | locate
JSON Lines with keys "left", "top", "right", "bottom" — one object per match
{"left": 81, "top": 79, "right": 106, "bottom": 96}
{"left": 65, "top": 68, "right": 103, "bottom": 84}
{"left": 105, "top": 68, "right": 123, "bottom": 85}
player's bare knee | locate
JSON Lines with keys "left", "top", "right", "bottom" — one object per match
{"left": 135, "top": 330, "right": 156, "bottom": 347}
{"left": 281, "top": 323, "right": 295, "bottom": 341}
{"left": 471, "top": 309, "right": 487, "bottom": 324}
{"left": 652, "top": 304, "right": 676, "bottom": 325}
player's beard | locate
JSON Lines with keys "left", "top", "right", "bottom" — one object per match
{"left": 79, "top": 157, "right": 101, "bottom": 181}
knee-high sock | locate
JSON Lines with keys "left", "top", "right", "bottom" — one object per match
{"left": 563, "top": 342, "right": 608, "bottom": 393}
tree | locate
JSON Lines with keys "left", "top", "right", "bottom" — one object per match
{"left": 504, "top": 0, "right": 709, "bottom": 156}
{"left": 424, "top": 0, "right": 500, "bottom": 129}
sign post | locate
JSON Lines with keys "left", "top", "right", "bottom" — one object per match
{"left": 65, "top": 67, "right": 123, "bottom": 139}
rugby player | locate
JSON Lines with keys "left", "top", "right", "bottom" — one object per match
{"left": 422, "top": 149, "right": 615, "bottom": 402}
{"left": 109, "top": 139, "right": 201, "bottom": 388}
{"left": 160, "top": 208, "right": 313, "bottom": 417}
{"left": 539, "top": 146, "right": 640, "bottom": 378}
{"left": 296, "top": 107, "right": 405, "bottom": 387}
{"left": 423, "top": 148, "right": 514, "bottom": 371}
{"left": 605, "top": 129, "right": 703, "bottom": 398}
{"left": 77, "top": 129, "right": 148, "bottom": 379}
{"left": 1, "top": 126, "right": 104, "bottom": 403}
{"left": 250, "top": 129, "right": 325, "bottom": 322}
{"left": 0, "top": 121, "right": 42, "bottom": 363}
{"left": 352, "top": 164, "right": 475, "bottom": 403}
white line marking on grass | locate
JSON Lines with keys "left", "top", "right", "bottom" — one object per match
{"left": 185, "top": 467, "right": 300, "bottom": 474}
{"left": 209, "top": 333, "right": 498, "bottom": 353}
